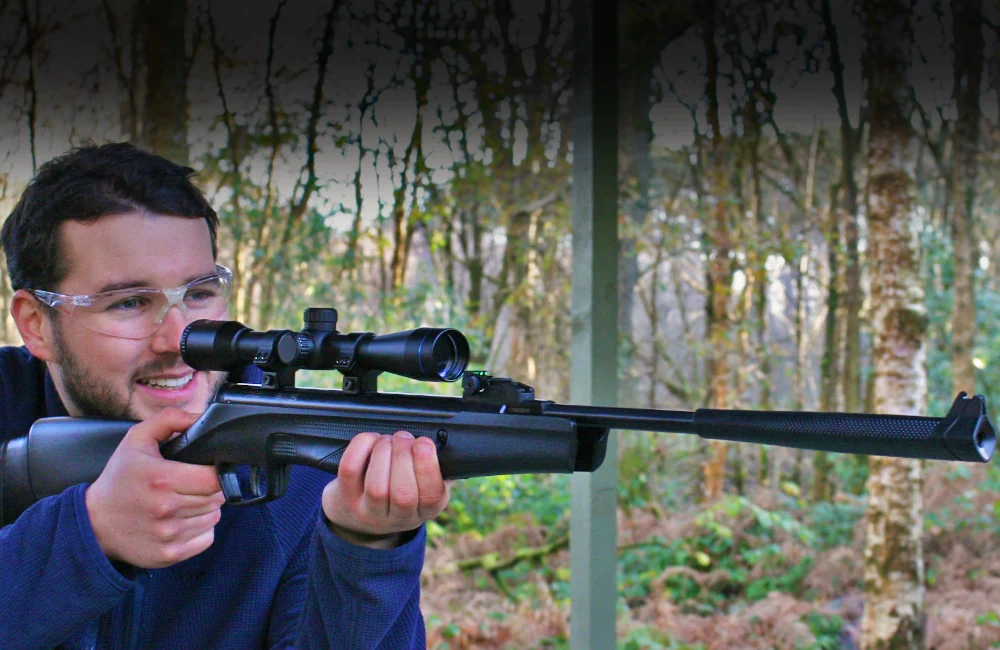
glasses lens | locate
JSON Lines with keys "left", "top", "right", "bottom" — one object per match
{"left": 82, "top": 290, "right": 168, "bottom": 339}
{"left": 71, "top": 273, "right": 231, "bottom": 339}
{"left": 183, "top": 275, "right": 230, "bottom": 315}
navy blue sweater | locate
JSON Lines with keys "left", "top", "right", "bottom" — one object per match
{"left": 0, "top": 346, "right": 426, "bottom": 649}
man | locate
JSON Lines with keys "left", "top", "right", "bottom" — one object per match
{"left": 0, "top": 142, "right": 449, "bottom": 648}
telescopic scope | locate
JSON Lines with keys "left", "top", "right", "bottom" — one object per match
{"left": 180, "top": 311, "right": 470, "bottom": 382}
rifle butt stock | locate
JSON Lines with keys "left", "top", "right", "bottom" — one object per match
{"left": 1, "top": 418, "right": 134, "bottom": 526}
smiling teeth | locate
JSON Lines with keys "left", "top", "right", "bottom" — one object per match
{"left": 141, "top": 375, "right": 193, "bottom": 389}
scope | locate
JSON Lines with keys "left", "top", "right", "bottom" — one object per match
{"left": 180, "top": 308, "right": 470, "bottom": 392}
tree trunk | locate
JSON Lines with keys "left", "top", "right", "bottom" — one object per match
{"left": 860, "top": 0, "right": 927, "bottom": 646}
{"left": 490, "top": 209, "right": 532, "bottom": 339}
{"left": 822, "top": 0, "right": 865, "bottom": 413}
{"left": 506, "top": 205, "right": 543, "bottom": 384}
{"left": 346, "top": 147, "right": 366, "bottom": 282}
{"left": 342, "top": 67, "right": 380, "bottom": 284}
{"left": 389, "top": 58, "right": 428, "bottom": 293}
{"left": 21, "top": 0, "right": 38, "bottom": 172}
{"left": 618, "top": 0, "right": 712, "bottom": 375}
{"left": 732, "top": 268, "right": 753, "bottom": 496}
{"left": 819, "top": 218, "right": 842, "bottom": 412}
{"left": 949, "top": 0, "right": 983, "bottom": 397}
{"left": 101, "top": 0, "right": 140, "bottom": 143}
{"left": 465, "top": 207, "right": 485, "bottom": 321}
{"left": 618, "top": 40, "right": 656, "bottom": 367}
{"left": 813, "top": 213, "right": 837, "bottom": 501}
{"left": 646, "top": 239, "right": 665, "bottom": 408}
{"left": 140, "top": 0, "right": 187, "bottom": 164}
{"left": 794, "top": 251, "right": 809, "bottom": 412}
{"left": 701, "top": 4, "right": 732, "bottom": 502}
{"left": 750, "top": 126, "right": 771, "bottom": 412}
{"left": 789, "top": 250, "right": 809, "bottom": 491}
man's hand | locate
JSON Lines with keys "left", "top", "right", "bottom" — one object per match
{"left": 321, "top": 431, "right": 450, "bottom": 549}
{"left": 85, "top": 408, "right": 226, "bottom": 568}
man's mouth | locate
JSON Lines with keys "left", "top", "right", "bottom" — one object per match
{"left": 137, "top": 373, "right": 195, "bottom": 390}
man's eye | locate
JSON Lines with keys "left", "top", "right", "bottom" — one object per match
{"left": 107, "top": 296, "right": 147, "bottom": 311}
{"left": 185, "top": 289, "right": 217, "bottom": 302}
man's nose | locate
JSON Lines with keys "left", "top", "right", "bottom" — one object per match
{"left": 149, "top": 304, "right": 192, "bottom": 353}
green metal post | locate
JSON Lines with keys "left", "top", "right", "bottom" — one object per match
{"left": 570, "top": 0, "right": 618, "bottom": 647}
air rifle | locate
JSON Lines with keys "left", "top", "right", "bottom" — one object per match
{"left": 1, "top": 307, "right": 995, "bottom": 526}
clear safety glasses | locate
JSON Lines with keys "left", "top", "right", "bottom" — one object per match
{"left": 31, "top": 265, "right": 232, "bottom": 340}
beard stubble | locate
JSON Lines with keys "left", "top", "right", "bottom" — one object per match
{"left": 50, "top": 316, "right": 225, "bottom": 419}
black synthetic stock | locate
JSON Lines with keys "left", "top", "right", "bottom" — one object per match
{"left": 161, "top": 401, "right": 580, "bottom": 480}
{"left": 3, "top": 399, "right": 583, "bottom": 518}
{"left": 1, "top": 418, "right": 134, "bottom": 526}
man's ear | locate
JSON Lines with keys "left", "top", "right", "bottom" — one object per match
{"left": 11, "top": 290, "right": 57, "bottom": 361}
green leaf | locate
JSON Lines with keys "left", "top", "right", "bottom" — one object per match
{"left": 780, "top": 481, "right": 801, "bottom": 497}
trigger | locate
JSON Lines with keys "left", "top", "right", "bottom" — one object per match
{"left": 216, "top": 462, "right": 244, "bottom": 504}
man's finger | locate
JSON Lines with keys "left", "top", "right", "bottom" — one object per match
{"left": 172, "top": 508, "right": 223, "bottom": 544}
{"left": 171, "top": 527, "right": 217, "bottom": 566}
{"left": 173, "top": 491, "right": 226, "bottom": 519}
{"left": 388, "top": 432, "right": 418, "bottom": 515}
{"left": 156, "top": 461, "right": 223, "bottom": 497}
{"left": 362, "top": 435, "right": 393, "bottom": 516}
{"left": 336, "top": 432, "right": 381, "bottom": 501}
{"left": 413, "top": 436, "right": 448, "bottom": 519}
{"left": 126, "top": 408, "right": 199, "bottom": 449}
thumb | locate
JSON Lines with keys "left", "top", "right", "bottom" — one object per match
{"left": 126, "top": 407, "right": 200, "bottom": 449}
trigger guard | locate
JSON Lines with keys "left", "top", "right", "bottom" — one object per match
{"left": 215, "top": 462, "right": 287, "bottom": 506}
{"left": 249, "top": 466, "right": 263, "bottom": 498}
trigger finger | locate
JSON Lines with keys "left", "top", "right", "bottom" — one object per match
{"left": 175, "top": 492, "right": 226, "bottom": 518}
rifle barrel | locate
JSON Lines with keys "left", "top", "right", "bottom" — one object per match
{"left": 543, "top": 404, "right": 697, "bottom": 433}
{"left": 545, "top": 393, "right": 996, "bottom": 463}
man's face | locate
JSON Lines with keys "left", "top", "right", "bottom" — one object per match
{"left": 45, "top": 212, "right": 227, "bottom": 420}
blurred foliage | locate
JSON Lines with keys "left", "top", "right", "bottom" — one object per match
{"left": 439, "top": 474, "right": 571, "bottom": 538}
{"left": 922, "top": 220, "right": 1000, "bottom": 414}
{"left": 617, "top": 496, "right": 819, "bottom": 611}
{"left": 803, "top": 500, "right": 864, "bottom": 550}
{"left": 800, "top": 613, "right": 846, "bottom": 650}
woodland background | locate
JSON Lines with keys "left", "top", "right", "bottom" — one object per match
{"left": 0, "top": 0, "right": 998, "bottom": 647}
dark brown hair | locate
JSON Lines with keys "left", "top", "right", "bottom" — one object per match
{"left": 2, "top": 142, "right": 219, "bottom": 291}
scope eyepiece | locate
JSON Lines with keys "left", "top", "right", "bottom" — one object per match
{"left": 179, "top": 315, "right": 471, "bottom": 385}
{"left": 181, "top": 320, "right": 252, "bottom": 371}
